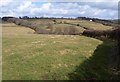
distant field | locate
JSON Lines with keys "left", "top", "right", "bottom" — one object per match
{"left": 2, "top": 23, "right": 35, "bottom": 35}
{"left": 56, "top": 19, "right": 113, "bottom": 30}
{"left": 27, "top": 19, "right": 113, "bottom": 30}
{"left": 71, "top": 20, "right": 113, "bottom": 30}
{"left": 2, "top": 21, "right": 117, "bottom": 80}
{"left": 27, "top": 19, "right": 54, "bottom": 24}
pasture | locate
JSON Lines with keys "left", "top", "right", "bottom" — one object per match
{"left": 28, "top": 19, "right": 113, "bottom": 30}
{"left": 2, "top": 19, "right": 118, "bottom": 80}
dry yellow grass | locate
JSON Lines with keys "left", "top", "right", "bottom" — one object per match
{"left": 2, "top": 23, "right": 35, "bottom": 35}
{"left": 52, "top": 19, "right": 113, "bottom": 30}
{"left": 66, "top": 20, "right": 113, "bottom": 30}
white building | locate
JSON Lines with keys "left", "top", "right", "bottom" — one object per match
{"left": 90, "top": 19, "right": 92, "bottom": 22}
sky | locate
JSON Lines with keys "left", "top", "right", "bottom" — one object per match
{"left": 0, "top": 0, "right": 119, "bottom": 19}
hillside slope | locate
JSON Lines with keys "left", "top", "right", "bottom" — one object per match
{"left": 2, "top": 21, "right": 118, "bottom": 80}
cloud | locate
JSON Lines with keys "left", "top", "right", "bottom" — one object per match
{"left": 17, "top": 1, "right": 32, "bottom": 12}
{"left": 0, "top": 0, "right": 13, "bottom": 7}
{"left": 0, "top": 0, "right": 119, "bottom": 19}
{"left": 41, "top": 3, "right": 51, "bottom": 10}
{"left": 78, "top": 2, "right": 118, "bottom": 10}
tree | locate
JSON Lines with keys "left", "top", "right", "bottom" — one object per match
{"left": 19, "top": 16, "right": 22, "bottom": 19}
{"left": 22, "top": 16, "right": 29, "bottom": 19}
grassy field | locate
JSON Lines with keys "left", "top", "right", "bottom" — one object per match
{"left": 28, "top": 19, "right": 113, "bottom": 30}
{"left": 2, "top": 20, "right": 117, "bottom": 80}
{"left": 59, "top": 19, "right": 113, "bottom": 30}
{"left": 71, "top": 20, "right": 113, "bottom": 30}
{"left": 51, "top": 24, "right": 85, "bottom": 33}
{"left": 2, "top": 23, "right": 35, "bottom": 35}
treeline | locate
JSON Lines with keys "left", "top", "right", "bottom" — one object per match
{"left": 18, "top": 16, "right": 75, "bottom": 20}
{"left": 77, "top": 17, "right": 113, "bottom": 23}
{"left": 1, "top": 16, "right": 76, "bottom": 21}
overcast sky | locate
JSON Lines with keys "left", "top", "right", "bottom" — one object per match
{"left": 0, "top": 0, "right": 119, "bottom": 19}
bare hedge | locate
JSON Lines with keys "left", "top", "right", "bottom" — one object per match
{"left": 54, "top": 27, "right": 63, "bottom": 34}
{"left": 82, "top": 29, "right": 120, "bottom": 40}
{"left": 6, "top": 17, "right": 49, "bottom": 34}
{"left": 109, "top": 29, "right": 120, "bottom": 40}
{"left": 64, "top": 26, "right": 79, "bottom": 35}
{"left": 7, "top": 18, "right": 82, "bottom": 35}
{"left": 82, "top": 29, "right": 112, "bottom": 38}
{"left": 35, "top": 27, "right": 50, "bottom": 34}
{"left": 54, "top": 26, "right": 80, "bottom": 35}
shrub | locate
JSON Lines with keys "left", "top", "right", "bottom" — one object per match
{"left": 102, "top": 22, "right": 112, "bottom": 26}
{"left": 53, "top": 19, "right": 57, "bottom": 23}
{"left": 63, "top": 21, "right": 67, "bottom": 24}
{"left": 54, "top": 27, "right": 63, "bottom": 35}
{"left": 64, "top": 26, "right": 77, "bottom": 35}
{"left": 82, "top": 30, "right": 105, "bottom": 37}
{"left": 102, "top": 30, "right": 112, "bottom": 37}
{"left": 57, "top": 21, "right": 62, "bottom": 24}
{"left": 46, "top": 24, "right": 53, "bottom": 29}
{"left": 63, "top": 27, "right": 70, "bottom": 35}
{"left": 82, "top": 29, "right": 120, "bottom": 38}
{"left": 7, "top": 18, "right": 17, "bottom": 23}
{"left": 82, "top": 30, "right": 95, "bottom": 37}
{"left": 27, "top": 23, "right": 39, "bottom": 30}
{"left": 77, "top": 24, "right": 80, "bottom": 26}
{"left": 109, "top": 29, "right": 120, "bottom": 40}
{"left": 83, "top": 27, "right": 94, "bottom": 30}
{"left": 35, "top": 27, "right": 50, "bottom": 34}
{"left": 54, "top": 26, "right": 79, "bottom": 35}
{"left": 46, "top": 24, "right": 54, "bottom": 34}
{"left": 6, "top": 17, "right": 49, "bottom": 34}
{"left": 19, "top": 20, "right": 29, "bottom": 26}
{"left": 2, "top": 17, "right": 14, "bottom": 21}
{"left": 14, "top": 19, "right": 24, "bottom": 25}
